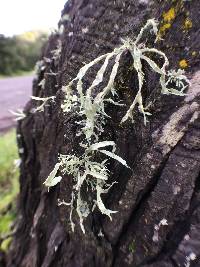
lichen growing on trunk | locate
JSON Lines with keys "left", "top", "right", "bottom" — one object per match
{"left": 43, "top": 19, "right": 189, "bottom": 234}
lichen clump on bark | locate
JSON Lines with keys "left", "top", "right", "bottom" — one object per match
{"left": 42, "top": 19, "right": 190, "bottom": 233}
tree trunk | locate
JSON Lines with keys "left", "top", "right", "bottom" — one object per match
{"left": 6, "top": 0, "right": 200, "bottom": 266}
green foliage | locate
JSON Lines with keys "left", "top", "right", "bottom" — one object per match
{"left": 1, "top": 237, "right": 12, "bottom": 252}
{"left": 0, "top": 131, "right": 19, "bottom": 184}
{"left": 0, "top": 213, "right": 15, "bottom": 234}
{"left": 0, "top": 130, "right": 19, "bottom": 251}
{"left": 0, "top": 31, "right": 48, "bottom": 76}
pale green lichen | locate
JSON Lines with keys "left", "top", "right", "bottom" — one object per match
{"left": 45, "top": 141, "right": 129, "bottom": 232}
{"left": 44, "top": 19, "right": 190, "bottom": 233}
{"left": 166, "top": 69, "right": 190, "bottom": 93}
{"left": 31, "top": 96, "right": 56, "bottom": 112}
{"left": 9, "top": 109, "right": 26, "bottom": 121}
{"left": 35, "top": 59, "right": 45, "bottom": 75}
{"left": 43, "top": 163, "right": 62, "bottom": 191}
{"left": 38, "top": 78, "right": 46, "bottom": 89}
{"left": 51, "top": 39, "right": 62, "bottom": 63}
{"left": 61, "top": 19, "right": 188, "bottom": 127}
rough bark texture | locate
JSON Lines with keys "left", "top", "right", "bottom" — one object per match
{"left": 4, "top": 0, "right": 200, "bottom": 266}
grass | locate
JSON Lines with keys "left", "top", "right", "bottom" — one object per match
{"left": 0, "top": 130, "right": 19, "bottom": 251}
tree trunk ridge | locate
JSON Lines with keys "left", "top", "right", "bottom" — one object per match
{"left": 5, "top": 0, "right": 200, "bottom": 267}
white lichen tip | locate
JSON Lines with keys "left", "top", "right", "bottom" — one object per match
{"left": 38, "top": 78, "right": 46, "bottom": 89}
{"left": 9, "top": 109, "right": 26, "bottom": 121}
{"left": 43, "top": 163, "right": 62, "bottom": 190}
{"left": 153, "top": 218, "right": 168, "bottom": 242}
{"left": 159, "top": 218, "right": 168, "bottom": 226}
{"left": 185, "top": 252, "right": 197, "bottom": 267}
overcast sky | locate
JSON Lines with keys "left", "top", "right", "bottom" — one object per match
{"left": 0, "top": 0, "right": 66, "bottom": 36}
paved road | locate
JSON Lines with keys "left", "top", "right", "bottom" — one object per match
{"left": 0, "top": 75, "right": 34, "bottom": 132}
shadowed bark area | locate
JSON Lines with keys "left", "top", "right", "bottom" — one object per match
{"left": 4, "top": 0, "right": 200, "bottom": 266}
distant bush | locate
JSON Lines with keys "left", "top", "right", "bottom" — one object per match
{"left": 0, "top": 31, "right": 48, "bottom": 76}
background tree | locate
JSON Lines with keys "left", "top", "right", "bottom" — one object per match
{"left": 4, "top": 0, "right": 200, "bottom": 266}
{"left": 0, "top": 32, "right": 47, "bottom": 76}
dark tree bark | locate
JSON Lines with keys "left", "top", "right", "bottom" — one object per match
{"left": 5, "top": 0, "right": 200, "bottom": 266}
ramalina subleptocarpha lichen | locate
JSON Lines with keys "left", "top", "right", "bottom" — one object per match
{"left": 43, "top": 19, "right": 190, "bottom": 233}
{"left": 31, "top": 96, "right": 56, "bottom": 112}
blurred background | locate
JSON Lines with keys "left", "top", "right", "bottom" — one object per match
{"left": 0, "top": 0, "right": 65, "bottom": 252}
{"left": 0, "top": 0, "right": 66, "bottom": 77}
